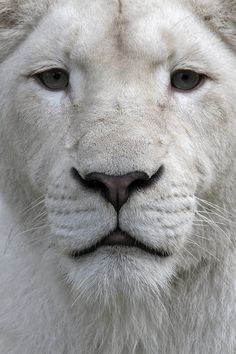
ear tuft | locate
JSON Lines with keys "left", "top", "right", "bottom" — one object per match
{"left": 193, "top": 0, "right": 236, "bottom": 51}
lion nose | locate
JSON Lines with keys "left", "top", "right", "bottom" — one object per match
{"left": 84, "top": 172, "right": 149, "bottom": 211}
{"left": 71, "top": 167, "right": 164, "bottom": 212}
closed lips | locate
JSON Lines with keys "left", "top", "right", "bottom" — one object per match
{"left": 70, "top": 229, "right": 171, "bottom": 258}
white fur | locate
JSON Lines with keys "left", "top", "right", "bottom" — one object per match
{"left": 0, "top": 0, "right": 236, "bottom": 353}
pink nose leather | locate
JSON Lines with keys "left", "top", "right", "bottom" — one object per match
{"left": 85, "top": 171, "right": 149, "bottom": 211}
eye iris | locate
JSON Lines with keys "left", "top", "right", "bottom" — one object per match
{"left": 38, "top": 69, "right": 69, "bottom": 90}
{"left": 171, "top": 70, "right": 202, "bottom": 90}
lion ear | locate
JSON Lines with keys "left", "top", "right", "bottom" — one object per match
{"left": 0, "top": 1, "right": 50, "bottom": 63}
{"left": 209, "top": 0, "right": 236, "bottom": 51}
{"left": 0, "top": 0, "right": 24, "bottom": 63}
{"left": 0, "top": 1, "right": 20, "bottom": 28}
{"left": 194, "top": 0, "right": 236, "bottom": 51}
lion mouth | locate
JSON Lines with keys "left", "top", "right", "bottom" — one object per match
{"left": 71, "top": 229, "right": 171, "bottom": 258}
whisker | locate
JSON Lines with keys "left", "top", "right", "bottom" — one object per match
{"left": 3, "top": 223, "right": 51, "bottom": 254}
{"left": 29, "top": 232, "right": 56, "bottom": 247}
{"left": 186, "top": 238, "right": 221, "bottom": 263}
{"left": 195, "top": 212, "right": 233, "bottom": 246}
{"left": 181, "top": 245, "right": 199, "bottom": 263}
{"left": 5, "top": 197, "right": 46, "bottom": 252}
{"left": 191, "top": 234, "right": 209, "bottom": 241}
{"left": 196, "top": 197, "right": 234, "bottom": 218}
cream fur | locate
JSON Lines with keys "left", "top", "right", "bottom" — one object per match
{"left": 0, "top": 0, "right": 236, "bottom": 353}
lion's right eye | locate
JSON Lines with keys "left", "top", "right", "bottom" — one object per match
{"left": 35, "top": 69, "right": 69, "bottom": 90}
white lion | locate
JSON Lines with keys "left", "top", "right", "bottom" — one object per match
{"left": 0, "top": 0, "right": 235, "bottom": 353}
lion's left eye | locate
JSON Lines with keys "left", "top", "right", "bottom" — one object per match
{"left": 171, "top": 70, "right": 203, "bottom": 91}
{"left": 35, "top": 69, "right": 69, "bottom": 90}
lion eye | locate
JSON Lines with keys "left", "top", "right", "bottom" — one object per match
{"left": 36, "top": 69, "right": 69, "bottom": 90}
{"left": 171, "top": 70, "right": 203, "bottom": 91}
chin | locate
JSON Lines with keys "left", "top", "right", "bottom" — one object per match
{"left": 59, "top": 243, "right": 176, "bottom": 307}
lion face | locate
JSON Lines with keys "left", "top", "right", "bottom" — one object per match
{"left": 1, "top": 0, "right": 236, "bottom": 302}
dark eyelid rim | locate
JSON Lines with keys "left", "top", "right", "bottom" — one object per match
{"left": 29, "top": 65, "right": 68, "bottom": 77}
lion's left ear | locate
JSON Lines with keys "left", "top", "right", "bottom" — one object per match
{"left": 193, "top": 0, "right": 236, "bottom": 51}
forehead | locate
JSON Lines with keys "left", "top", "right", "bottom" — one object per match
{"left": 45, "top": 0, "right": 195, "bottom": 63}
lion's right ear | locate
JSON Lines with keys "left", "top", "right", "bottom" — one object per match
{"left": 0, "top": 1, "right": 22, "bottom": 62}
{"left": 0, "top": 0, "right": 30, "bottom": 63}
{"left": 0, "top": 0, "right": 50, "bottom": 63}
{"left": 0, "top": 0, "right": 20, "bottom": 28}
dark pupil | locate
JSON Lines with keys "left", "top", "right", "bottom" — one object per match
{"left": 181, "top": 73, "right": 190, "bottom": 81}
{"left": 52, "top": 72, "right": 62, "bottom": 81}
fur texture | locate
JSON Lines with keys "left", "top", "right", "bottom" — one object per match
{"left": 0, "top": 0, "right": 236, "bottom": 353}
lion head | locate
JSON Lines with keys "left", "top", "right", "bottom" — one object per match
{"left": 0, "top": 0, "right": 236, "bottom": 352}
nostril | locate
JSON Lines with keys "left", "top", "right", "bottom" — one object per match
{"left": 71, "top": 167, "right": 82, "bottom": 183}
{"left": 128, "top": 165, "right": 164, "bottom": 193}
{"left": 71, "top": 167, "right": 106, "bottom": 191}
{"left": 152, "top": 164, "right": 164, "bottom": 181}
